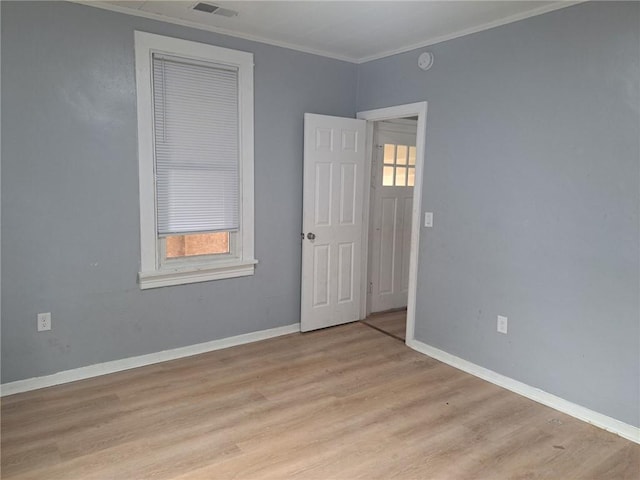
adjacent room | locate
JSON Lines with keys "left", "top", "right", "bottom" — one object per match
{"left": 2, "top": 1, "right": 639, "bottom": 478}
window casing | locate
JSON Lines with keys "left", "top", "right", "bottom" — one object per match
{"left": 135, "top": 32, "right": 256, "bottom": 289}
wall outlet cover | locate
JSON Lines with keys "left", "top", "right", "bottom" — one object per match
{"left": 37, "top": 312, "right": 51, "bottom": 332}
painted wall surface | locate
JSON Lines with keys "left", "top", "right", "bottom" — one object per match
{"left": 1, "top": 1, "right": 356, "bottom": 382}
{"left": 357, "top": 2, "right": 640, "bottom": 427}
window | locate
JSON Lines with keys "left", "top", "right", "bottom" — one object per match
{"left": 135, "top": 32, "right": 256, "bottom": 289}
{"left": 382, "top": 143, "right": 416, "bottom": 187}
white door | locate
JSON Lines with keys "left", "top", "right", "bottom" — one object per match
{"left": 301, "top": 113, "right": 367, "bottom": 332}
{"left": 369, "top": 121, "right": 417, "bottom": 313}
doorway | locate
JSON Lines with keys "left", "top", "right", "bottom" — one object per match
{"left": 300, "top": 102, "right": 427, "bottom": 344}
{"left": 368, "top": 119, "right": 417, "bottom": 313}
{"left": 357, "top": 102, "right": 427, "bottom": 345}
{"left": 361, "top": 117, "right": 417, "bottom": 340}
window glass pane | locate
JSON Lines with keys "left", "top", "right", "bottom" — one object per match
{"left": 408, "top": 146, "right": 416, "bottom": 166}
{"left": 383, "top": 166, "right": 395, "bottom": 186}
{"left": 396, "top": 167, "right": 407, "bottom": 186}
{"left": 166, "top": 232, "right": 229, "bottom": 258}
{"left": 383, "top": 144, "right": 395, "bottom": 164}
{"left": 408, "top": 167, "right": 415, "bottom": 187}
{"left": 396, "top": 145, "right": 408, "bottom": 165}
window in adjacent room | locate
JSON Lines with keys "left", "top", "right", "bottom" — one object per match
{"left": 382, "top": 144, "right": 416, "bottom": 187}
{"left": 134, "top": 32, "right": 256, "bottom": 289}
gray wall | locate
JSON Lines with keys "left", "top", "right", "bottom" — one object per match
{"left": 357, "top": 2, "right": 640, "bottom": 427}
{"left": 1, "top": 1, "right": 356, "bottom": 382}
{"left": 2, "top": 0, "right": 638, "bottom": 430}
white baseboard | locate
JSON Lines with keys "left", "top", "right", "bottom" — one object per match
{"left": 406, "top": 338, "right": 640, "bottom": 445}
{"left": 1, "top": 323, "right": 300, "bottom": 397}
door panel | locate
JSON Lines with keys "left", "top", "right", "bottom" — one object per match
{"left": 338, "top": 242, "right": 354, "bottom": 303}
{"left": 314, "top": 163, "right": 332, "bottom": 226}
{"left": 378, "top": 197, "right": 397, "bottom": 295}
{"left": 312, "top": 244, "right": 330, "bottom": 307}
{"left": 339, "top": 164, "right": 357, "bottom": 225}
{"left": 301, "top": 114, "right": 366, "bottom": 332}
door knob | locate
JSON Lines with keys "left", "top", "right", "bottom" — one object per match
{"left": 307, "top": 232, "right": 316, "bottom": 240}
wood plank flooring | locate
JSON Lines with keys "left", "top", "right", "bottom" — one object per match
{"left": 2, "top": 321, "right": 638, "bottom": 479}
{"left": 362, "top": 309, "right": 407, "bottom": 341}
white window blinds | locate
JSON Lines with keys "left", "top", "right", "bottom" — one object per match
{"left": 152, "top": 54, "right": 239, "bottom": 236}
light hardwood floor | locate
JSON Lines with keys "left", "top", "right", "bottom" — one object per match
{"left": 2, "top": 321, "right": 638, "bottom": 479}
{"left": 362, "top": 309, "right": 407, "bottom": 340}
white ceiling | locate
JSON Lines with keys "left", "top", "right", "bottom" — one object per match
{"left": 90, "top": 1, "right": 579, "bottom": 63}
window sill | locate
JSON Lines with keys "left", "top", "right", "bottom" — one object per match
{"left": 138, "top": 259, "right": 258, "bottom": 290}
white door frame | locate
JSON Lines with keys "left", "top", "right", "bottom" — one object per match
{"left": 357, "top": 102, "right": 428, "bottom": 344}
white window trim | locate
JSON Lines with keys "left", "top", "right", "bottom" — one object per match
{"left": 134, "top": 31, "right": 256, "bottom": 289}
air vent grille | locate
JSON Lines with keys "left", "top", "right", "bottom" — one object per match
{"left": 192, "top": 2, "right": 238, "bottom": 17}
{"left": 193, "top": 2, "right": 218, "bottom": 13}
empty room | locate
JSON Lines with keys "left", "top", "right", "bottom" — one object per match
{"left": 1, "top": 1, "right": 639, "bottom": 478}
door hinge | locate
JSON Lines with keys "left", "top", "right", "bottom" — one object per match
{"left": 368, "top": 282, "right": 373, "bottom": 294}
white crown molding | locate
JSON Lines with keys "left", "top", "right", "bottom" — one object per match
{"left": 69, "top": 1, "right": 357, "bottom": 63}
{"left": 356, "top": 1, "right": 586, "bottom": 64}
{"left": 1, "top": 323, "right": 300, "bottom": 397}
{"left": 69, "top": 1, "right": 584, "bottom": 65}
{"left": 407, "top": 338, "right": 640, "bottom": 445}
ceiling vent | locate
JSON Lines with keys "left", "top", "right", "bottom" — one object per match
{"left": 192, "top": 2, "right": 238, "bottom": 17}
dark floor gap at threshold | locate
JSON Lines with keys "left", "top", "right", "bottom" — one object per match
{"left": 359, "top": 320, "right": 405, "bottom": 342}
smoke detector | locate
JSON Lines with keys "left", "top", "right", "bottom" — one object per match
{"left": 418, "top": 52, "right": 434, "bottom": 71}
{"left": 192, "top": 2, "right": 238, "bottom": 17}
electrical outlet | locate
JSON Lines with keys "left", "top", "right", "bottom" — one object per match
{"left": 37, "top": 312, "right": 51, "bottom": 332}
{"left": 424, "top": 212, "right": 433, "bottom": 227}
{"left": 497, "top": 315, "right": 508, "bottom": 334}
